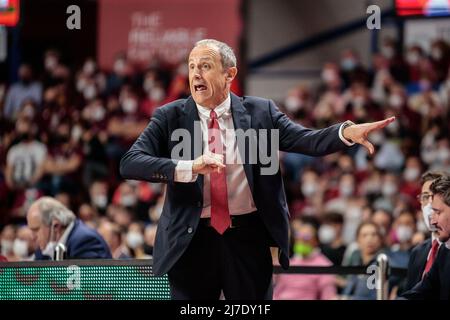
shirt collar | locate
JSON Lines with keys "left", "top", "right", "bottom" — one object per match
{"left": 195, "top": 94, "right": 231, "bottom": 119}
{"left": 432, "top": 232, "right": 442, "bottom": 245}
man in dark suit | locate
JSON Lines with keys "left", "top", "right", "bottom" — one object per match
{"left": 27, "top": 197, "right": 111, "bottom": 260}
{"left": 404, "top": 171, "right": 446, "bottom": 291}
{"left": 120, "top": 39, "right": 395, "bottom": 299}
{"left": 402, "top": 175, "right": 450, "bottom": 299}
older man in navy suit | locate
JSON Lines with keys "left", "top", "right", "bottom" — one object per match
{"left": 120, "top": 39, "right": 395, "bottom": 300}
{"left": 27, "top": 197, "right": 111, "bottom": 260}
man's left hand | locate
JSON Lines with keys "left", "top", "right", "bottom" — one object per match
{"left": 343, "top": 116, "right": 396, "bottom": 155}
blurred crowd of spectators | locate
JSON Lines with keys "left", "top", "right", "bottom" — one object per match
{"left": 1, "top": 37, "right": 450, "bottom": 299}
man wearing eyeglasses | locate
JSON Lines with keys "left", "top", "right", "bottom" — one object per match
{"left": 404, "top": 171, "right": 444, "bottom": 291}
{"left": 402, "top": 174, "right": 450, "bottom": 299}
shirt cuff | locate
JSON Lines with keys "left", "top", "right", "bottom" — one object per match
{"left": 174, "top": 160, "right": 198, "bottom": 183}
{"left": 339, "top": 123, "right": 356, "bottom": 147}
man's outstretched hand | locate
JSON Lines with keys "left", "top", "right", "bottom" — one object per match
{"left": 343, "top": 116, "right": 396, "bottom": 155}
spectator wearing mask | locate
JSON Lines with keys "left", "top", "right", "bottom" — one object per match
{"left": 274, "top": 216, "right": 336, "bottom": 300}
{"left": 89, "top": 180, "right": 109, "bottom": 215}
{"left": 400, "top": 156, "right": 423, "bottom": 202}
{"left": 389, "top": 210, "right": 416, "bottom": 268}
{"left": 339, "top": 49, "right": 369, "bottom": 88}
{"left": 404, "top": 171, "right": 447, "bottom": 291}
{"left": 341, "top": 222, "right": 386, "bottom": 299}
{"left": 97, "top": 219, "right": 131, "bottom": 259}
{"left": 27, "top": 197, "right": 111, "bottom": 260}
{"left": 3, "top": 64, "right": 43, "bottom": 121}
{"left": 319, "top": 212, "right": 347, "bottom": 265}
{"left": 371, "top": 208, "right": 393, "bottom": 239}
{"left": 126, "top": 222, "right": 151, "bottom": 259}
{"left": 0, "top": 225, "right": 16, "bottom": 261}
{"left": 5, "top": 117, "right": 47, "bottom": 191}
{"left": 43, "top": 120, "right": 83, "bottom": 196}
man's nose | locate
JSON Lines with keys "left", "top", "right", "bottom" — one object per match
{"left": 193, "top": 72, "right": 201, "bottom": 80}
{"left": 430, "top": 213, "right": 438, "bottom": 225}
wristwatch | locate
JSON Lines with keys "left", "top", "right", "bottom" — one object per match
{"left": 342, "top": 120, "right": 356, "bottom": 143}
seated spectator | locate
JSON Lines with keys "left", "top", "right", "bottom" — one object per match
{"left": 341, "top": 221, "right": 386, "bottom": 300}
{"left": 3, "top": 64, "right": 42, "bottom": 121}
{"left": 319, "top": 212, "right": 347, "bottom": 266}
{"left": 97, "top": 219, "right": 131, "bottom": 259}
{"left": 13, "top": 225, "right": 36, "bottom": 261}
{"left": 126, "top": 222, "right": 151, "bottom": 259}
{"left": 0, "top": 225, "right": 16, "bottom": 261}
{"left": 26, "top": 197, "right": 111, "bottom": 260}
{"left": 274, "top": 216, "right": 336, "bottom": 300}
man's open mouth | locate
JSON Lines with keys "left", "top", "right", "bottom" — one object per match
{"left": 194, "top": 84, "right": 207, "bottom": 92}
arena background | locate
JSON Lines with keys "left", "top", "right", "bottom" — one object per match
{"left": 1, "top": 0, "right": 450, "bottom": 300}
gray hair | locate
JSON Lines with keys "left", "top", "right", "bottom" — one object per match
{"left": 194, "top": 39, "right": 237, "bottom": 69}
{"left": 34, "top": 197, "right": 76, "bottom": 227}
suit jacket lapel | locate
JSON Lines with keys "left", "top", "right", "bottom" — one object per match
{"left": 230, "top": 93, "right": 254, "bottom": 195}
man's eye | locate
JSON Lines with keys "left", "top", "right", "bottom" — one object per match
{"left": 203, "top": 64, "right": 210, "bottom": 69}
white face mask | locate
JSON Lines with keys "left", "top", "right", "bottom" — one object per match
{"left": 318, "top": 225, "right": 336, "bottom": 245}
{"left": 150, "top": 88, "right": 165, "bottom": 102}
{"left": 1, "top": 239, "right": 13, "bottom": 255}
{"left": 339, "top": 183, "right": 354, "bottom": 198}
{"left": 388, "top": 94, "right": 403, "bottom": 109}
{"left": 396, "top": 225, "right": 413, "bottom": 243}
{"left": 284, "top": 96, "right": 303, "bottom": 113}
{"left": 381, "top": 46, "right": 395, "bottom": 59}
{"left": 13, "top": 239, "right": 29, "bottom": 258}
{"left": 403, "top": 167, "right": 420, "bottom": 182}
{"left": 41, "top": 224, "right": 57, "bottom": 259}
{"left": 83, "top": 61, "right": 96, "bottom": 76}
{"left": 93, "top": 194, "right": 108, "bottom": 209}
{"left": 301, "top": 183, "right": 317, "bottom": 197}
{"left": 321, "top": 69, "right": 337, "bottom": 83}
{"left": 45, "top": 56, "right": 58, "bottom": 71}
{"left": 126, "top": 232, "right": 144, "bottom": 249}
{"left": 422, "top": 203, "right": 437, "bottom": 232}
{"left": 382, "top": 182, "right": 397, "bottom": 197}
{"left": 406, "top": 52, "right": 420, "bottom": 65}
{"left": 121, "top": 194, "right": 137, "bottom": 207}
{"left": 122, "top": 98, "right": 138, "bottom": 114}
{"left": 83, "top": 85, "right": 97, "bottom": 101}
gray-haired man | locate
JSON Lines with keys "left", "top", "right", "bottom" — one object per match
{"left": 27, "top": 197, "right": 111, "bottom": 260}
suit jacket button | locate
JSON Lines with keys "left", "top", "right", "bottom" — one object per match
{"left": 197, "top": 201, "right": 202, "bottom": 207}
{"left": 187, "top": 227, "right": 193, "bottom": 234}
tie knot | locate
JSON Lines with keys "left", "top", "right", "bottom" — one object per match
{"left": 210, "top": 110, "right": 218, "bottom": 120}
{"left": 432, "top": 239, "right": 439, "bottom": 249}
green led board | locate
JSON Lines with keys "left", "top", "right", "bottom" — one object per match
{"left": 0, "top": 260, "right": 171, "bottom": 300}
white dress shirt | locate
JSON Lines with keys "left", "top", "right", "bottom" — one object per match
{"left": 174, "top": 94, "right": 354, "bottom": 218}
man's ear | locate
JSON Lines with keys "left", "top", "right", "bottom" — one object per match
{"left": 225, "top": 67, "right": 238, "bottom": 84}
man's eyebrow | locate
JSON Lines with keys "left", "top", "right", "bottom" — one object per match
{"left": 188, "top": 57, "right": 214, "bottom": 63}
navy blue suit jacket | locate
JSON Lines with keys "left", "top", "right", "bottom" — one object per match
{"left": 120, "top": 93, "right": 349, "bottom": 276}
{"left": 402, "top": 245, "right": 450, "bottom": 299}
{"left": 35, "top": 219, "right": 112, "bottom": 260}
{"left": 404, "top": 238, "right": 432, "bottom": 291}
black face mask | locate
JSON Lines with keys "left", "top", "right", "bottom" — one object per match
{"left": 20, "top": 77, "right": 32, "bottom": 86}
{"left": 18, "top": 132, "right": 33, "bottom": 142}
{"left": 53, "top": 135, "right": 70, "bottom": 144}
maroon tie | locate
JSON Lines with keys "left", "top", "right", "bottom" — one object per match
{"left": 423, "top": 239, "right": 439, "bottom": 278}
{"left": 208, "top": 110, "right": 230, "bottom": 234}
